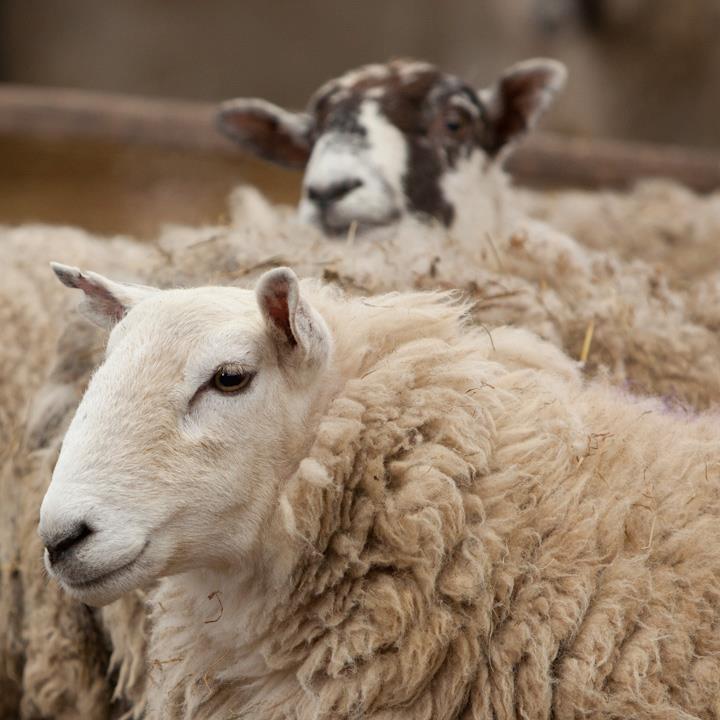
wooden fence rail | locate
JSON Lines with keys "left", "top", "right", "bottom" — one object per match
{"left": 2, "top": 84, "right": 720, "bottom": 193}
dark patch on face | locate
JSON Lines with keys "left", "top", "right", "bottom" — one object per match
{"left": 426, "top": 83, "right": 492, "bottom": 166}
{"left": 378, "top": 69, "right": 445, "bottom": 133}
{"left": 344, "top": 68, "right": 457, "bottom": 225}
{"left": 403, "top": 139, "right": 455, "bottom": 226}
{"left": 311, "top": 92, "right": 367, "bottom": 140}
{"left": 377, "top": 67, "right": 485, "bottom": 226}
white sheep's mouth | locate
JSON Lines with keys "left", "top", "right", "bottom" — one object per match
{"left": 55, "top": 540, "right": 150, "bottom": 602}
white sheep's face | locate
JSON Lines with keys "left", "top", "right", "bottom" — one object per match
{"left": 38, "top": 265, "right": 333, "bottom": 607}
{"left": 217, "top": 58, "right": 566, "bottom": 236}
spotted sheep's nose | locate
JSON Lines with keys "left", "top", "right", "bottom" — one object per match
{"left": 44, "top": 522, "right": 94, "bottom": 565}
{"left": 306, "top": 178, "right": 364, "bottom": 208}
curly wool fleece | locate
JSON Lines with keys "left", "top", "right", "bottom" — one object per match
{"left": 148, "top": 290, "right": 720, "bottom": 719}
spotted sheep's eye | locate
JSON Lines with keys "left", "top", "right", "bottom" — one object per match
{"left": 212, "top": 364, "right": 253, "bottom": 393}
{"left": 444, "top": 108, "right": 468, "bottom": 133}
{"left": 445, "top": 118, "right": 463, "bottom": 133}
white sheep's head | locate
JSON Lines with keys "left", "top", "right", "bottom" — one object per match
{"left": 39, "top": 263, "right": 334, "bottom": 606}
{"left": 217, "top": 58, "right": 566, "bottom": 236}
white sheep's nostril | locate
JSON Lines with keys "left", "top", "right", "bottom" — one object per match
{"left": 45, "top": 522, "right": 94, "bottom": 565}
{"left": 307, "top": 179, "right": 363, "bottom": 208}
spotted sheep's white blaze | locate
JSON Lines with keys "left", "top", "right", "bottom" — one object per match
{"left": 217, "top": 57, "right": 566, "bottom": 237}
{"left": 297, "top": 100, "right": 408, "bottom": 232}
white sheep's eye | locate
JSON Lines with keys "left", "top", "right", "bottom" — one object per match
{"left": 212, "top": 366, "right": 253, "bottom": 393}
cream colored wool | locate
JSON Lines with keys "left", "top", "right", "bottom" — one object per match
{"left": 0, "top": 227, "right": 158, "bottom": 719}
{"left": 0, "top": 225, "right": 158, "bottom": 454}
{"left": 519, "top": 179, "right": 720, "bottom": 287}
{"left": 688, "top": 272, "right": 720, "bottom": 332}
{"left": 104, "top": 283, "right": 720, "bottom": 718}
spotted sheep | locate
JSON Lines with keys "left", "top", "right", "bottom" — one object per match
{"left": 217, "top": 58, "right": 567, "bottom": 237}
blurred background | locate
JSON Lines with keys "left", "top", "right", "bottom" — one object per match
{"left": 2, "top": 0, "right": 720, "bottom": 236}
{"left": 5, "top": 0, "right": 720, "bottom": 146}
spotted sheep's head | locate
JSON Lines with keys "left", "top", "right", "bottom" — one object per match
{"left": 217, "top": 58, "right": 566, "bottom": 236}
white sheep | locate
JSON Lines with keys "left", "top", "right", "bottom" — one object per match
{"left": 217, "top": 57, "right": 566, "bottom": 240}
{"left": 41, "top": 264, "right": 720, "bottom": 719}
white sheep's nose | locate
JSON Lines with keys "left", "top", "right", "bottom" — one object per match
{"left": 306, "top": 178, "right": 364, "bottom": 209}
{"left": 41, "top": 521, "right": 94, "bottom": 566}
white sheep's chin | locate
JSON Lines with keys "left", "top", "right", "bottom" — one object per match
{"left": 46, "top": 540, "right": 154, "bottom": 607}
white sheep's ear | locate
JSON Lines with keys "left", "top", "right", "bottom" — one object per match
{"left": 256, "top": 267, "right": 331, "bottom": 365}
{"left": 216, "top": 98, "right": 313, "bottom": 169}
{"left": 51, "top": 262, "right": 157, "bottom": 330}
{"left": 480, "top": 58, "right": 567, "bottom": 156}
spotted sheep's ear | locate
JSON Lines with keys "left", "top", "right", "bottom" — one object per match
{"left": 480, "top": 58, "right": 567, "bottom": 157}
{"left": 50, "top": 262, "right": 158, "bottom": 330}
{"left": 216, "top": 98, "right": 313, "bottom": 169}
{"left": 255, "top": 267, "right": 332, "bottom": 367}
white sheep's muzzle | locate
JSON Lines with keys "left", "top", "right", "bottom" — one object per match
{"left": 37, "top": 371, "right": 165, "bottom": 607}
{"left": 38, "top": 485, "right": 154, "bottom": 607}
